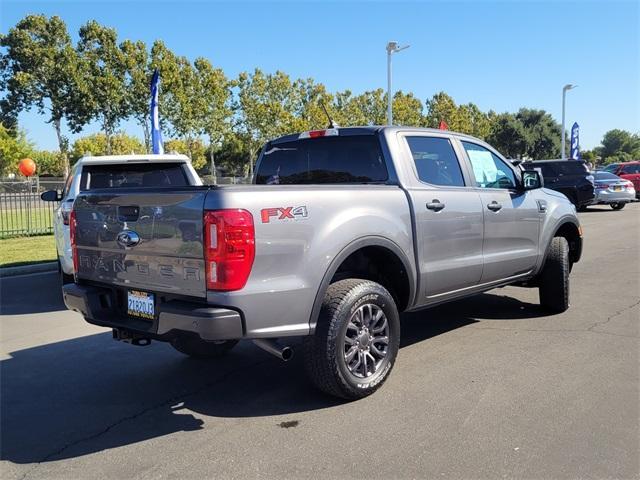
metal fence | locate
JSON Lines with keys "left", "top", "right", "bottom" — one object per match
{"left": 0, "top": 175, "right": 251, "bottom": 238}
{"left": 0, "top": 178, "right": 63, "bottom": 238}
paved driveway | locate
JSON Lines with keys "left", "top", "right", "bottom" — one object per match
{"left": 1, "top": 204, "right": 638, "bottom": 479}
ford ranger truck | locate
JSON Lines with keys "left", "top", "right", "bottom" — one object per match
{"left": 63, "top": 127, "right": 582, "bottom": 399}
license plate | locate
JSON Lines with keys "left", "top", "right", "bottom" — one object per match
{"left": 613, "top": 186, "right": 622, "bottom": 191}
{"left": 127, "top": 290, "right": 155, "bottom": 319}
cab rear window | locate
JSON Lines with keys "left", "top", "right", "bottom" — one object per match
{"left": 79, "top": 163, "right": 188, "bottom": 191}
{"left": 255, "top": 136, "right": 388, "bottom": 184}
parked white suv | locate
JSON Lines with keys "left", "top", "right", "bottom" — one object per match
{"left": 41, "top": 154, "right": 201, "bottom": 283}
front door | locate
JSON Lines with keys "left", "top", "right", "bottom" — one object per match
{"left": 459, "top": 141, "right": 540, "bottom": 283}
{"left": 402, "top": 135, "right": 484, "bottom": 301}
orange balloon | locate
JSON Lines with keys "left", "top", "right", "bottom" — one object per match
{"left": 19, "top": 158, "right": 36, "bottom": 177}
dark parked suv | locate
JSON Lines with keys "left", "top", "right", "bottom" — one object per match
{"left": 522, "top": 160, "right": 595, "bottom": 210}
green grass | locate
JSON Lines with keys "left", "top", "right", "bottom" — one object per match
{"left": 0, "top": 235, "right": 57, "bottom": 268}
{"left": 0, "top": 207, "right": 55, "bottom": 238}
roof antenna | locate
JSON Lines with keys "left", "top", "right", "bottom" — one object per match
{"left": 320, "top": 101, "right": 339, "bottom": 129}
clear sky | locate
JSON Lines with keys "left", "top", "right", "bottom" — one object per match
{"left": 2, "top": 0, "right": 639, "bottom": 151}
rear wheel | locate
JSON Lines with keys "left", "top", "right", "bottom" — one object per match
{"left": 538, "top": 237, "right": 570, "bottom": 313}
{"left": 171, "top": 337, "right": 238, "bottom": 359}
{"left": 304, "top": 279, "right": 400, "bottom": 399}
{"left": 610, "top": 202, "right": 626, "bottom": 210}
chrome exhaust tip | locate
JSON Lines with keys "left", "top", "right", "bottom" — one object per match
{"left": 252, "top": 338, "right": 294, "bottom": 362}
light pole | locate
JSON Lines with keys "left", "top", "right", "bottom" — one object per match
{"left": 386, "top": 41, "right": 410, "bottom": 125}
{"left": 561, "top": 84, "right": 577, "bottom": 160}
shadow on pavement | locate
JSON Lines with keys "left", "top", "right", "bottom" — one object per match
{"left": 0, "top": 271, "right": 66, "bottom": 315}
{"left": 0, "top": 291, "right": 549, "bottom": 465}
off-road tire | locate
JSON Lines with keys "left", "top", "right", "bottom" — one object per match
{"left": 610, "top": 202, "right": 626, "bottom": 210}
{"left": 304, "top": 279, "right": 400, "bottom": 400}
{"left": 171, "top": 337, "right": 238, "bottom": 359}
{"left": 539, "top": 237, "right": 570, "bottom": 313}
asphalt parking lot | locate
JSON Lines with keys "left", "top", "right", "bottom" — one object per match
{"left": 1, "top": 203, "right": 638, "bottom": 480}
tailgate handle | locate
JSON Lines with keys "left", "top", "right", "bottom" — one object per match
{"left": 118, "top": 206, "right": 140, "bottom": 222}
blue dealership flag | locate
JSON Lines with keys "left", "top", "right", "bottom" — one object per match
{"left": 150, "top": 69, "right": 164, "bottom": 154}
{"left": 570, "top": 122, "right": 580, "bottom": 160}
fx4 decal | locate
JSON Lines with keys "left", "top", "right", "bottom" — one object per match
{"left": 261, "top": 206, "right": 308, "bottom": 223}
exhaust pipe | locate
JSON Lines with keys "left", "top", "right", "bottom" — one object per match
{"left": 252, "top": 338, "right": 294, "bottom": 362}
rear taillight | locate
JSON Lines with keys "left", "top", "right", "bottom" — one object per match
{"left": 597, "top": 184, "right": 610, "bottom": 189}
{"left": 69, "top": 209, "right": 78, "bottom": 273}
{"left": 298, "top": 128, "right": 339, "bottom": 139}
{"left": 61, "top": 209, "right": 71, "bottom": 226}
{"left": 203, "top": 209, "right": 255, "bottom": 291}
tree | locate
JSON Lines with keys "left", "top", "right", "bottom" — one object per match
{"left": 194, "top": 57, "right": 232, "bottom": 182}
{"left": 77, "top": 20, "right": 129, "bottom": 154}
{"left": 391, "top": 91, "right": 423, "bottom": 127}
{"left": 596, "top": 129, "right": 640, "bottom": 161}
{"left": 458, "top": 103, "right": 490, "bottom": 139}
{"left": 516, "top": 108, "right": 561, "bottom": 159}
{"left": 31, "top": 150, "right": 65, "bottom": 176}
{"left": 0, "top": 14, "right": 89, "bottom": 176}
{"left": 70, "top": 132, "right": 145, "bottom": 163}
{"left": 164, "top": 138, "right": 207, "bottom": 170}
{"left": 424, "top": 92, "right": 460, "bottom": 130}
{"left": 121, "top": 39, "right": 151, "bottom": 151}
{"left": 487, "top": 113, "right": 529, "bottom": 158}
{"left": 0, "top": 124, "right": 33, "bottom": 175}
{"left": 151, "top": 42, "right": 205, "bottom": 162}
{"left": 236, "top": 69, "right": 301, "bottom": 175}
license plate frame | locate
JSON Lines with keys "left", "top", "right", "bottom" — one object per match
{"left": 127, "top": 290, "right": 155, "bottom": 320}
{"left": 613, "top": 185, "right": 622, "bottom": 191}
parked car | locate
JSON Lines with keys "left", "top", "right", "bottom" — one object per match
{"left": 591, "top": 171, "right": 636, "bottom": 209}
{"left": 62, "top": 127, "right": 582, "bottom": 399}
{"left": 521, "top": 159, "right": 595, "bottom": 210}
{"left": 602, "top": 163, "right": 621, "bottom": 174}
{"left": 41, "top": 154, "right": 202, "bottom": 283}
{"left": 608, "top": 161, "right": 640, "bottom": 198}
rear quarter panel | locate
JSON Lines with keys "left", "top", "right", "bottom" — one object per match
{"left": 204, "top": 185, "right": 415, "bottom": 337}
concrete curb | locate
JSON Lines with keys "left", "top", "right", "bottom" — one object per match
{"left": 0, "top": 261, "right": 58, "bottom": 278}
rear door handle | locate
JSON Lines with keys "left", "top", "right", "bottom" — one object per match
{"left": 487, "top": 201, "right": 502, "bottom": 212}
{"left": 426, "top": 200, "right": 445, "bottom": 212}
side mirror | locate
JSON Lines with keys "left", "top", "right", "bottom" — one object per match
{"left": 522, "top": 170, "right": 544, "bottom": 190}
{"left": 41, "top": 190, "right": 62, "bottom": 202}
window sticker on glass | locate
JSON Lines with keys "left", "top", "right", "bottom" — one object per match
{"left": 468, "top": 149, "right": 498, "bottom": 186}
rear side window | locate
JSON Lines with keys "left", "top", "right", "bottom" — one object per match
{"left": 406, "top": 137, "right": 465, "bottom": 187}
{"left": 556, "top": 162, "right": 588, "bottom": 175}
{"left": 594, "top": 172, "right": 619, "bottom": 180}
{"left": 255, "top": 136, "right": 388, "bottom": 184}
{"left": 621, "top": 164, "right": 640, "bottom": 174}
{"left": 79, "top": 163, "right": 188, "bottom": 191}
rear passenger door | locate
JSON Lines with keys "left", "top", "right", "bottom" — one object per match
{"left": 401, "top": 134, "right": 484, "bottom": 301}
{"left": 459, "top": 141, "right": 540, "bottom": 283}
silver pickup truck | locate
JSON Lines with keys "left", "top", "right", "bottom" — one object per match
{"left": 63, "top": 126, "right": 582, "bottom": 399}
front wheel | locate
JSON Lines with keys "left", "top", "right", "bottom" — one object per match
{"left": 304, "top": 279, "right": 400, "bottom": 399}
{"left": 171, "top": 337, "right": 238, "bottom": 359}
{"left": 538, "top": 237, "right": 570, "bottom": 313}
{"left": 610, "top": 202, "right": 626, "bottom": 210}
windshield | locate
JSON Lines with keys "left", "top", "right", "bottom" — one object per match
{"left": 255, "top": 136, "right": 388, "bottom": 185}
{"left": 79, "top": 163, "right": 189, "bottom": 190}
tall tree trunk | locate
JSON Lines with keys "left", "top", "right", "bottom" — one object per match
{"left": 53, "top": 117, "right": 69, "bottom": 177}
{"left": 209, "top": 138, "right": 217, "bottom": 184}
{"left": 141, "top": 119, "right": 151, "bottom": 153}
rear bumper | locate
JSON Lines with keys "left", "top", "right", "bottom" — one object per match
{"left": 592, "top": 190, "right": 636, "bottom": 204}
{"left": 63, "top": 283, "right": 244, "bottom": 342}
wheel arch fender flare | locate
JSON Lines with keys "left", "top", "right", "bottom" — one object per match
{"left": 308, "top": 236, "right": 417, "bottom": 333}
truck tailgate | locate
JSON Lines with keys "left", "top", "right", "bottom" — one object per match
{"left": 73, "top": 188, "right": 208, "bottom": 298}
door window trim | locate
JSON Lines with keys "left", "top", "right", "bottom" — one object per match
{"left": 454, "top": 138, "right": 522, "bottom": 191}
{"left": 397, "top": 131, "right": 475, "bottom": 189}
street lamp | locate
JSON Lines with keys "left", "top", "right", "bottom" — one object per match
{"left": 386, "top": 41, "right": 410, "bottom": 125}
{"left": 561, "top": 84, "right": 577, "bottom": 160}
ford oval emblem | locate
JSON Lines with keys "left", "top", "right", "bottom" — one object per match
{"left": 116, "top": 230, "right": 141, "bottom": 248}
